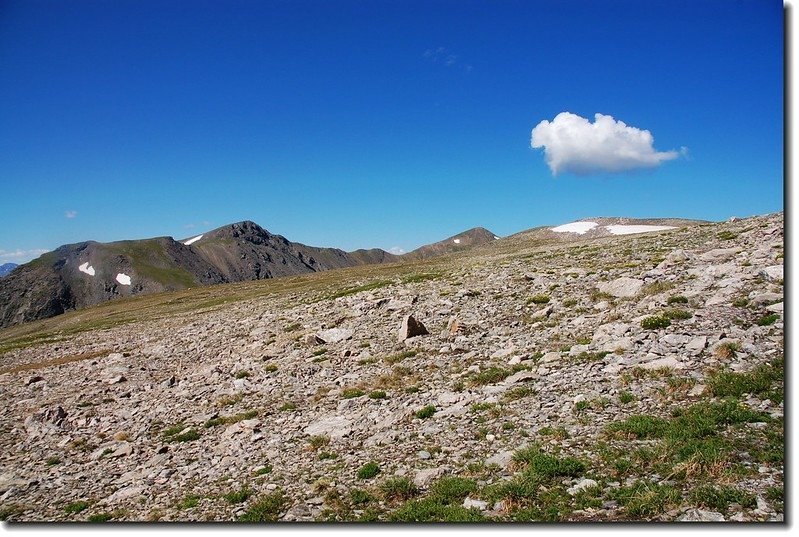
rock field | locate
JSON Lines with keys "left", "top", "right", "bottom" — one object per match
{"left": 0, "top": 212, "right": 784, "bottom": 523}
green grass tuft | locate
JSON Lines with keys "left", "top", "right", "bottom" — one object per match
{"left": 356, "top": 462, "right": 381, "bottom": 480}
{"left": 414, "top": 405, "right": 436, "bottom": 419}
{"left": 64, "top": 501, "right": 89, "bottom": 514}
{"left": 641, "top": 316, "right": 671, "bottom": 330}
{"left": 237, "top": 492, "right": 287, "bottom": 522}
{"left": 469, "top": 366, "right": 512, "bottom": 385}
{"left": 611, "top": 480, "right": 680, "bottom": 518}
{"left": 756, "top": 313, "right": 779, "bottom": 326}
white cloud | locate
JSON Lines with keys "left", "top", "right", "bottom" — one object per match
{"left": 388, "top": 246, "right": 406, "bottom": 255}
{"left": 0, "top": 248, "right": 50, "bottom": 262}
{"left": 65, "top": 210, "right": 77, "bottom": 218}
{"left": 530, "top": 112, "right": 681, "bottom": 176}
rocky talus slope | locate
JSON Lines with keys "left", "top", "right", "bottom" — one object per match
{"left": 0, "top": 212, "right": 783, "bottom": 522}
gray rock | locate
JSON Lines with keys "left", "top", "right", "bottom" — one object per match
{"left": 398, "top": 315, "right": 429, "bottom": 341}
{"left": 597, "top": 277, "right": 645, "bottom": 298}
{"left": 569, "top": 344, "right": 590, "bottom": 356}
{"left": 491, "top": 346, "right": 515, "bottom": 359}
{"left": 503, "top": 370, "right": 537, "bottom": 384}
{"left": 749, "top": 292, "right": 782, "bottom": 306}
{"left": 660, "top": 334, "right": 691, "bottom": 347}
{"left": 765, "top": 302, "right": 783, "bottom": 313}
{"left": 0, "top": 472, "right": 28, "bottom": 494}
{"left": 759, "top": 265, "right": 783, "bottom": 282}
{"left": 699, "top": 247, "right": 742, "bottom": 262}
{"left": 316, "top": 328, "right": 353, "bottom": 344}
{"left": 485, "top": 450, "right": 513, "bottom": 469}
{"left": 678, "top": 508, "right": 725, "bottom": 522}
{"left": 102, "top": 485, "right": 145, "bottom": 504}
{"left": 640, "top": 355, "right": 684, "bottom": 370}
{"left": 567, "top": 478, "right": 598, "bottom": 495}
{"left": 463, "top": 497, "right": 488, "bottom": 510}
{"left": 541, "top": 351, "right": 561, "bottom": 363}
{"left": 657, "top": 249, "right": 692, "bottom": 268}
{"left": 413, "top": 467, "right": 444, "bottom": 488}
{"left": 598, "top": 337, "right": 632, "bottom": 353}
{"left": 685, "top": 336, "right": 707, "bottom": 355}
{"left": 303, "top": 416, "right": 353, "bottom": 439}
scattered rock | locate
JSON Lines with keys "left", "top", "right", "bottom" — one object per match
{"left": 397, "top": 314, "right": 429, "bottom": 341}
{"left": 0, "top": 211, "right": 783, "bottom": 522}
{"left": 765, "top": 302, "right": 783, "bottom": 313}
{"left": 463, "top": 497, "right": 488, "bottom": 510}
{"left": 597, "top": 277, "right": 645, "bottom": 298}
{"left": 485, "top": 450, "right": 513, "bottom": 469}
{"left": 413, "top": 467, "right": 444, "bottom": 488}
{"left": 759, "top": 265, "right": 783, "bottom": 282}
{"left": 315, "top": 328, "right": 353, "bottom": 344}
{"left": 303, "top": 416, "right": 352, "bottom": 439}
{"left": 567, "top": 478, "right": 598, "bottom": 495}
{"left": 677, "top": 508, "right": 725, "bottom": 522}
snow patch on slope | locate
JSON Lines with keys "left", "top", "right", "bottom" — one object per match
{"left": 551, "top": 221, "right": 599, "bottom": 235}
{"left": 78, "top": 262, "right": 96, "bottom": 276}
{"left": 116, "top": 273, "right": 132, "bottom": 285}
{"left": 604, "top": 225, "right": 676, "bottom": 235}
{"left": 184, "top": 234, "right": 204, "bottom": 246}
{"left": 453, "top": 239, "right": 461, "bottom": 244}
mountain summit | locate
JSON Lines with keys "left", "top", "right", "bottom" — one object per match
{"left": 404, "top": 227, "right": 498, "bottom": 260}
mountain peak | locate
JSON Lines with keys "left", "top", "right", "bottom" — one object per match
{"left": 404, "top": 226, "right": 498, "bottom": 260}
{"left": 0, "top": 263, "right": 18, "bottom": 278}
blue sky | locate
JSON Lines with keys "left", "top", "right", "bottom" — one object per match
{"left": 0, "top": 0, "right": 784, "bottom": 262}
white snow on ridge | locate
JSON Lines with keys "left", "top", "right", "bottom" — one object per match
{"left": 453, "top": 238, "right": 461, "bottom": 244}
{"left": 78, "top": 262, "right": 96, "bottom": 276}
{"left": 551, "top": 221, "right": 599, "bottom": 234}
{"left": 604, "top": 225, "right": 676, "bottom": 235}
{"left": 116, "top": 273, "right": 132, "bottom": 285}
{"left": 184, "top": 234, "right": 204, "bottom": 246}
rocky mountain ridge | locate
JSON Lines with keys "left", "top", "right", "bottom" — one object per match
{"left": 0, "top": 221, "right": 501, "bottom": 328}
{"left": 0, "top": 211, "right": 783, "bottom": 522}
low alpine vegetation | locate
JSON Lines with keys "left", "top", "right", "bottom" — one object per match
{"left": 640, "top": 316, "right": 671, "bottom": 330}
{"left": 414, "top": 405, "right": 436, "bottom": 419}
{"left": 356, "top": 462, "right": 381, "bottom": 480}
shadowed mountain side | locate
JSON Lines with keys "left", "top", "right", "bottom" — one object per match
{"left": 0, "top": 238, "right": 225, "bottom": 328}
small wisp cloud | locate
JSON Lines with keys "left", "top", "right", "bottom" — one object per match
{"left": 531, "top": 112, "right": 682, "bottom": 176}
{"left": 0, "top": 248, "right": 50, "bottom": 262}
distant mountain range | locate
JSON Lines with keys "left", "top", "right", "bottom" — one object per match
{"left": 0, "top": 263, "right": 18, "bottom": 278}
{"left": 0, "top": 221, "right": 497, "bottom": 328}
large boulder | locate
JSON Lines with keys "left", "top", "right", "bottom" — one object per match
{"left": 315, "top": 328, "right": 353, "bottom": 344}
{"left": 597, "top": 277, "right": 645, "bottom": 298}
{"left": 398, "top": 314, "right": 429, "bottom": 341}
